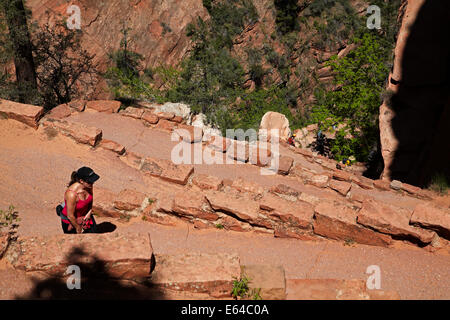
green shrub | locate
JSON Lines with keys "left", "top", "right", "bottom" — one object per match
{"left": 0, "top": 205, "right": 20, "bottom": 230}
{"left": 428, "top": 173, "right": 449, "bottom": 195}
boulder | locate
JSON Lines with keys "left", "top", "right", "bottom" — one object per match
{"left": 259, "top": 111, "right": 291, "bottom": 141}
{"left": 8, "top": 233, "right": 155, "bottom": 280}
{"left": 41, "top": 119, "right": 102, "bottom": 147}
{"left": 151, "top": 253, "right": 240, "bottom": 297}
{"left": 86, "top": 100, "right": 121, "bottom": 113}
{"left": 313, "top": 201, "right": 392, "bottom": 247}
{"left": 410, "top": 203, "right": 450, "bottom": 239}
{"left": 357, "top": 199, "right": 435, "bottom": 244}
{"left": 0, "top": 99, "right": 44, "bottom": 128}
{"left": 240, "top": 264, "right": 286, "bottom": 300}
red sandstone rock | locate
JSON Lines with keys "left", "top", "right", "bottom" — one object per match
{"left": 86, "top": 100, "right": 121, "bottom": 113}
{"left": 205, "top": 191, "right": 263, "bottom": 227}
{"left": 241, "top": 264, "right": 286, "bottom": 300}
{"left": 410, "top": 203, "right": 450, "bottom": 239}
{"left": 277, "top": 156, "right": 294, "bottom": 175}
{"left": 142, "top": 111, "right": 159, "bottom": 124}
{"left": 46, "top": 103, "right": 72, "bottom": 120}
{"left": 41, "top": 119, "right": 102, "bottom": 147}
{"left": 260, "top": 193, "right": 314, "bottom": 229}
{"left": 332, "top": 169, "right": 352, "bottom": 182}
{"left": 155, "top": 119, "right": 177, "bottom": 131}
{"left": 294, "top": 148, "right": 314, "bottom": 158}
{"left": 119, "top": 151, "right": 143, "bottom": 170}
{"left": 92, "top": 187, "right": 121, "bottom": 218}
{"left": 67, "top": 100, "right": 86, "bottom": 112}
{"left": 350, "top": 175, "right": 374, "bottom": 190}
{"left": 192, "top": 174, "right": 223, "bottom": 191}
{"left": 113, "top": 189, "right": 147, "bottom": 212}
{"left": 171, "top": 115, "right": 183, "bottom": 123}
{"left": 0, "top": 99, "right": 44, "bottom": 128}
{"left": 231, "top": 177, "right": 265, "bottom": 195}
{"left": 151, "top": 253, "right": 240, "bottom": 297}
{"left": 269, "top": 184, "right": 299, "bottom": 197}
{"left": 286, "top": 279, "right": 400, "bottom": 300}
{"left": 357, "top": 199, "right": 435, "bottom": 244}
{"left": 141, "top": 157, "right": 194, "bottom": 185}
{"left": 313, "top": 201, "right": 392, "bottom": 247}
{"left": 220, "top": 215, "right": 248, "bottom": 232}
{"left": 172, "top": 190, "right": 219, "bottom": 221}
{"left": 99, "top": 139, "right": 126, "bottom": 155}
{"left": 329, "top": 179, "right": 352, "bottom": 196}
{"left": 307, "top": 174, "right": 329, "bottom": 188}
{"left": 9, "top": 233, "right": 155, "bottom": 280}
{"left": 157, "top": 111, "right": 175, "bottom": 120}
{"left": 174, "top": 124, "right": 203, "bottom": 143}
{"left": 373, "top": 179, "right": 391, "bottom": 191}
{"left": 119, "top": 107, "right": 145, "bottom": 119}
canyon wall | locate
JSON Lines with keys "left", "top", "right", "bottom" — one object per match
{"left": 379, "top": 0, "right": 450, "bottom": 187}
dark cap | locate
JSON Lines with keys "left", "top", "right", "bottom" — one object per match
{"left": 77, "top": 166, "right": 100, "bottom": 184}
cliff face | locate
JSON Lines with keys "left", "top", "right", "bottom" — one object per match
{"left": 27, "top": 0, "right": 209, "bottom": 98}
{"left": 379, "top": 0, "right": 450, "bottom": 187}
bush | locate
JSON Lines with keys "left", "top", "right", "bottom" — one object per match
{"left": 310, "top": 32, "right": 391, "bottom": 162}
{"left": 428, "top": 173, "right": 449, "bottom": 195}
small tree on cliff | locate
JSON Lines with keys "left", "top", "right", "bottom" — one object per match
{"left": 32, "top": 19, "right": 98, "bottom": 109}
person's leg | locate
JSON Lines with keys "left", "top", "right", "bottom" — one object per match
{"left": 61, "top": 220, "right": 76, "bottom": 234}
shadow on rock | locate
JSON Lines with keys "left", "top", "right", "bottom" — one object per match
{"left": 15, "top": 246, "right": 164, "bottom": 300}
{"left": 96, "top": 222, "right": 117, "bottom": 234}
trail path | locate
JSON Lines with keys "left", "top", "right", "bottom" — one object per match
{"left": 0, "top": 117, "right": 449, "bottom": 299}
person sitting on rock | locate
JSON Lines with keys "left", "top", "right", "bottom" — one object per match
{"left": 287, "top": 133, "right": 296, "bottom": 146}
{"left": 57, "top": 167, "right": 99, "bottom": 234}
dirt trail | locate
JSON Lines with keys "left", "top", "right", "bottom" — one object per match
{"left": 0, "top": 118, "right": 449, "bottom": 299}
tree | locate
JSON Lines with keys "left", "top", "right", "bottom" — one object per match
{"left": 0, "top": 0, "right": 38, "bottom": 103}
{"left": 32, "top": 19, "right": 98, "bottom": 109}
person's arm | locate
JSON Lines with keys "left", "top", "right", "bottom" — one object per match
{"left": 65, "top": 191, "right": 82, "bottom": 234}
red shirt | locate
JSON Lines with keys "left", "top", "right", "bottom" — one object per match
{"left": 61, "top": 191, "right": 93, "bottom": 224}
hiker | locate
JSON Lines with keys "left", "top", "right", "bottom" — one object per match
{"left": 287, "top": 133, "right": 296, "bottom": 146}
{"left": 57, "top": 167, "right": 99, "bottom": 234}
